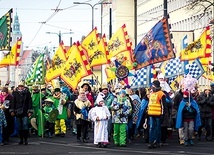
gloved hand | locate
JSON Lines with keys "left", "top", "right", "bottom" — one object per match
{"left": 119, "top": 113, "right": 125, "bottom": 118}
{"left": 119, "top": 104, "right": 123, "bottom": 109}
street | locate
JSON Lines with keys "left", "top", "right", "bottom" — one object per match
{"left": 1, "top": 130, "right": 214, "bottom": 155}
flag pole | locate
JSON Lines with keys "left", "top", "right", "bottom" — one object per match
{"left": 39, "top": 84, "right": 44, "bottom": 138}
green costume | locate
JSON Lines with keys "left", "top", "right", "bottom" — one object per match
{"left": 31, "top": 92, "right": 44, "bottom": 137}
{"left": 51, "top": 94, "right": 68, "bottom": 135}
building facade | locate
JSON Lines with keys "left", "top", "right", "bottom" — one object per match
{"left": 101, "top": 0, "right": 213, "bottom": 85}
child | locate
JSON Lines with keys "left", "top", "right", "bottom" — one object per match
{"left": 89, "top": 92, "right": 111, "bottom": 147}
{"left": 111, "top": 89, "right": 132, "bottom": 147}
{"left": 0, "top": 106, "right": 7, "bottom": 146}
{"left": 43, "top": 98, "right": 56, "bottom": 138}
{"left": 176, "top": 91, "right": 201, "bottom": 146}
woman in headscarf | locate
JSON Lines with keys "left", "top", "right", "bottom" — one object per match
{"left": 73, "top": 89, "right": 91, "bottom": 143}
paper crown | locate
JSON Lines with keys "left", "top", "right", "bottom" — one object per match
{"left": 41, "top": 84, "right": 46, "bottom": 90}
{"left": 32, "top": 85, "right": 39, "bottom": 90}
{"left": 101, "top": 83, "right": 108, "bottom": 90}
{"left": 18, "top": 81, "right": 25, "bottom": 87}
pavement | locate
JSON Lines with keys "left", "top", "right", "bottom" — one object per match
{"left": 0, "top": 129, "right": 214, "bottom": 155}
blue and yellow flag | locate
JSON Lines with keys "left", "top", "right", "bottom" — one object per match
{"left": 134, "top": 17, "right": 175, "bottom": 69}
{"left": 45, "top": 41, "right": 67, "bottom": 82}
{"left": 0, "top": 9, "right": 12, "bottom": 51}
{"left": 0, "top": 37, "right": 22, "bottom": 67}
{"left": 61, "top": 42, "right": 92, "bottom": 90}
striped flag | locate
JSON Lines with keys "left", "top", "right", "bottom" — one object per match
{"left": 0, "top": 37, "right": 22, "bottom": 67}
{"left": 25, "top": 53, "right": 45, "bottom": 86}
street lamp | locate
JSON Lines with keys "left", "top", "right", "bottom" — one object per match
{"left": 74, "top": 1, "right": 111, "bottom": 86}
{"left": 73, "top": 1, "right": 111, "bottom": 30}
{"left": 46, "top": 31, "right": 73, "bottom": 43}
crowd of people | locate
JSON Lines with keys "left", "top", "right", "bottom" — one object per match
{"left": 0, "top": 76, "right": 214, "bottom": 150}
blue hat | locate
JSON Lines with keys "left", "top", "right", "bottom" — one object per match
{"left": 119, "top": 89, "right": 126, "bottom": 95}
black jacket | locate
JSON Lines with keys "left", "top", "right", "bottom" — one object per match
{"left": 197, "top": 92, "right": 213, "bottom": 118}
{"left": 11, "top": 87, "right": 33, "bottom": 117}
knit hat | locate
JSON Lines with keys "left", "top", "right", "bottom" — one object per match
{"left": 152, "top": 80, "right": 160, "bottom": 88}
{"left": 1, "top": 87, "right": 8, "bottom": 93}
{"left": 119, "top": 89, "right": 126, "bottom": 95}
{"left": 96, "top": 92, "right": 105, "bottom": 104}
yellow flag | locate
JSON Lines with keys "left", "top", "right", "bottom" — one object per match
{"left": 81, "top": 28, "right": 100, "bottom": 67}
{"left": 169, "top": 76, "right": 183, "bottom": 91}
{"left": 61, "top": 42, "right": 92, "bottom": 90}
{"left": 0, "top": 37, "right": 22, "bottom": 66}
{"left": 202, "top": 65, "right": 214, "bottom": 81}
{"left": 115, "top": 50, "right": 133, "bottom": 68}
{"left": 105, "top": 63, "right": 117, "bottom": 82}
{"left": 108, "top": 24, "right": 132, "bottom": 59}
{"left": 199, "top": 26, "right": 212, "bottom": 65}
{"left": 180, "top": 27, "right": 210, "bottom": 61}
{"left": 45, "top": 42, "right": 67, "bottom": 82}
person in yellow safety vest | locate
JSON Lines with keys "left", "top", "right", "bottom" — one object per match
{"left": 147, "top": 80, "right": 166, "bottom": 149}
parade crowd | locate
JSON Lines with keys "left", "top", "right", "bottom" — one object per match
{"left": 0, "top": 74, "right": 214, "bottom": 150}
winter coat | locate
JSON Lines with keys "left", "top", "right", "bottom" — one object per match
{"left": 197, "top": 92, "right": 213, "bottom": 118}
{"left": 11, "top": 87, "right": 33, "bottom": 117}
{"left": 0, "top": 93, "right": 14, "bottom": 134}
{"left": 111, "top": 96, "right": 132, "bottom": 124}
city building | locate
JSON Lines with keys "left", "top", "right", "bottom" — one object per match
{"left": 101, "top": 0, "right": 213, "bottom": 85}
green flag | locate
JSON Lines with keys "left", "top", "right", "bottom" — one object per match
{"left": 25, "top": 53, "right": 45, "bottom": 86}
{"left": 0, "top": 9, "right": 12, "bottom": 51}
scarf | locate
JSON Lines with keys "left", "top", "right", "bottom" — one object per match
{"left": 2, "top": 93, "right": 8, "bottom": 102}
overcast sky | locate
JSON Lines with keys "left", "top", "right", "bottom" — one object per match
{"left": 0, "top": 0, "right": 104, "bottom": 49}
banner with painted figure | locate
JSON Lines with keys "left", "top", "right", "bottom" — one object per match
{"left": 81, "top": 27, "right": 101, "bottom": 67}
{"left": 108, "top": 24, "right": 132, "bottom": 59}
{"left": 105, "top": 50, "right": 133, "bottom": 82}
{"left": 0, "top": 9, "right": 12, "bottom": 51}
{"left": 61, "top": 42, "right": 92, "bottom": 90}
{"left": 180, "top": 26, "right": 211, "bottom": 61}
{"left": 134, "top": 16, "right": 175, "bottom": 69}
{"left": 45, "top": 41, "right": 67, "bottom": 82}
{"left": 0, "top": 37, "right": 22, "bottom": 67}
